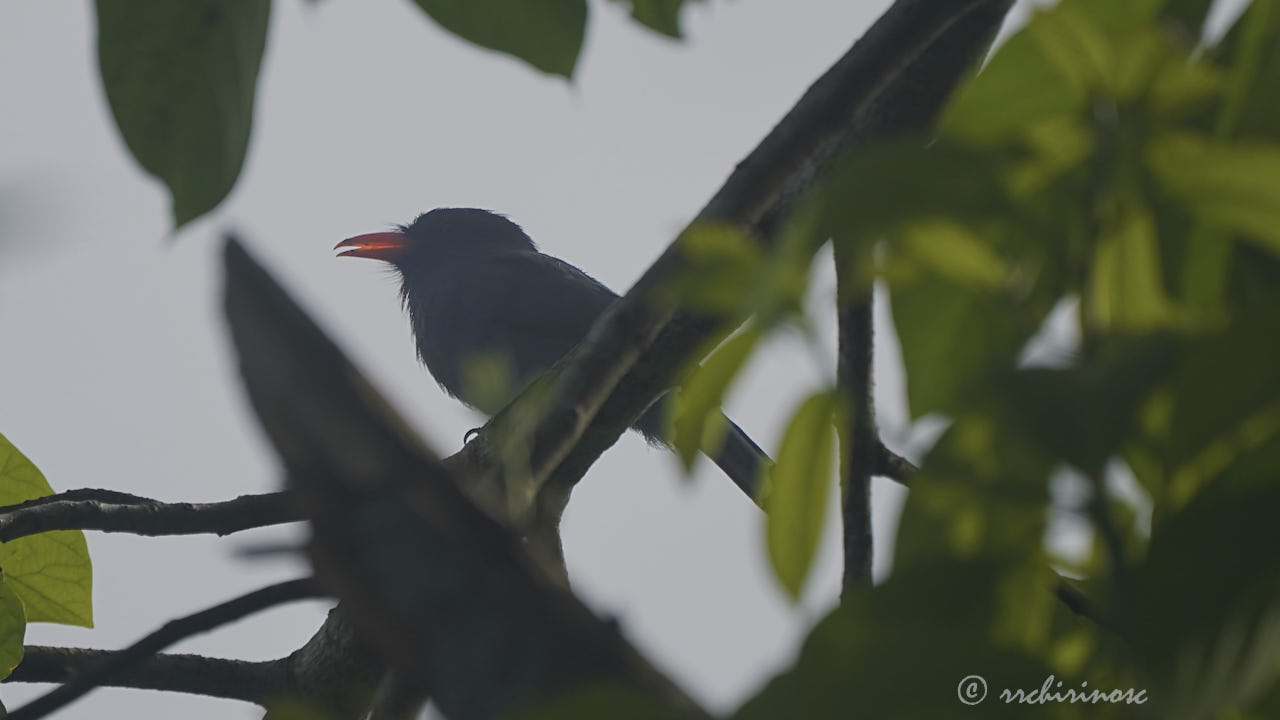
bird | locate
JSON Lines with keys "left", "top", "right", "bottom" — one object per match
{"left": 335, "top": 207, "right": 770, "bottom": 497}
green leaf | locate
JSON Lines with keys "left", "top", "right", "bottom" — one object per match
{"left": 410, "top": 0, "right": 586, "bottom": 77}
{"left": 1008, "top": 338, "right": 1177, "bottom": 476}
{"left": 815, "top": 140, "right": 1011, "bottom": 239}
{"left": 0, "top": 434, "right": 93, "bottom": 627}
{"left": 735, "top": 561, "right": 1060, "bottom": 720}
{"left": 1143, "top": 35, "right": 1227, "bottom": 119}
{"left": 671, "top": 325, "right": 763, "bottom": 471}
{"left": 666, "top": 223, "right": 765, "bottom": 316}
{"left": 764, "top": 390, "right": 837, "bottom": 600}
{"left": 0, "top": 570, "right": 26, "bottom": 680}
{"left": 1132, "top": 477, "right": 1280, "bottom": 719}
{"left": 1216, "top": 0, "right": 1280, "bottom": 140}
{"left": 1165, "top": 308, "right": 1280, "bottom": 504}
{"left": 96, "top": 0, "right": 269, "bottom": 228}
{"left": 939, "top": 7, "right": 1090, "bottom": 146}
{"left": 1146, "top": 133, "right": 1280, "bottom": 257}
{"left": 1088, "top": 200, "right": 1180, "bottom": 331}
{"left": 664, "top": 221, "right": 811, "bottom": 327}
{"left": 610, "top": 0, "right": 692, "bottom": 38}
{"left": 891, "top": 219, "right": 1009, "bottom": 290}
{"left": 511, "top": 683, "right": 681, "bottom": 720}
{"left": 460, "top": 351, "right": 517, "bottom": 414}
{"left": 892, "top": 411, "right": 1052, "bottom": 571}
{"left": 890, "top": 276, "right": 1028, "bottom": 419}
{"left": 1160, "top": 0, "right": 1215, "bottom": 38}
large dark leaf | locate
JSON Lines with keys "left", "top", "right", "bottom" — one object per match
{"left": 1217, "top": 0, "right": 1280, "bottom": 141}
{"left": 1131, "top": 477, "right": 1280, "bottom": 719}
{"left": 609, "top": 0, "right": 694, "bottom": 38}
{"left": 735, "top": 561, "right": 1063, "bottom": 720}
{"left": 410, "top": 0, "right": 586, "bottom": 77}
{"left": 96, "top": 0, "right": 269, "bottom": 228}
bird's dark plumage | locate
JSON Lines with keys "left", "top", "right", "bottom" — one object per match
{"left": 338, "top": 207, "right": 769, "bottom": 497}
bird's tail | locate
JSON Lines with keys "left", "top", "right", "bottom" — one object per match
{"left": 710, "top": 413, "right": 771, "bottom": 501}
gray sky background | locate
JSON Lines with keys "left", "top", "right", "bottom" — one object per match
{"left": 0, "top": 1, "right": 1090, "bottom": 717}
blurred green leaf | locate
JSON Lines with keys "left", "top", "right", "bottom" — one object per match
{"left": 461, "top": 351, "right": 517, "bottom": 415}
{"left": 1028, "top": 2, "right": 1115, "bottom": 93}
{"left": 666, "top": 223, "right": 765, "bottom": 315}
{"left": 609, "top": 0, "right": 693, "bottom": 38}
{"left": 1008, "top": 339, "right": 1176, "bottom": 476}
{"left": 410, "top": 0, "right": 586, "bottom": 77}
{"left": 671, "top": 325, "right": 763, "bottom": 471}
{"left": 512, "top": 682, "right": 683, "bottom": 720}
{"left": 666, "top": 222, "right": 809, "bottom": 327}
{"left": 0, "top": 570, "right": 25, "bottom": 680}
{"left": 763, "top": 390, "right": 836, "bottom": 600}
{"left": 1165, "top": 308, "right": 1280, "bottom": 504}
{"left": 735, "top": 561, "right": 1061, "bottom": 720}
{"left": 0, "top": 433, "right": 93, "bottom": 628}
{"left": 940, "top": 7, "right": 1089, "bottom": 146}
{"left": 96, "top": 0, "right": 269, "bottom": 228}
{"left": 891, "top": 276, "right": 1028, "bottom": 419}
{"left": 1006, "top": 117, "right": 1095, "bottom": 197}
{"left": 1073, "top": 0, "right": 1165, "bottom": 36}
{"left": 1088, "top": 199, "right": 1180, "bottom": 331}
{"left": 1132, "top": 477, "right": 1280, "bottom": 719}
{"left": 1217, "top": 0, "right": 1280, "bottom": 140}
{"left": 1161, "top": 0, "right": 1215, "bottom": 38}
{"left": 815, "top": 140, "right": 1011, "bottom": 239}
{"left": 1144, "top": 38, "right": 1226, "bottom": 119}
{"left": 890, "top": 219, "right": 1009, "bottom": 290}
{"left": 1146, "top": 133, "right": 1280, "bottom": 257}
{"left": 1235, "top": 677, "right": 1280, "bottom": 720}
{"left": 893, "top": 411, "right": 1052, "bottom": 571}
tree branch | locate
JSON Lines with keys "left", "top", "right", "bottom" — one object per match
{"left": 837, "top": 289, "right": 876, "bottom": 592}
{"left": 826, "top": 0, "right": 1009, "bottom": 594}
{"left": 874, "top": 443, "right": 918, "bottom": 481}
{"left": 6, "top": 577, "right": 323, "bottom": 720}
{"left": 0, "top": 490, "right": 300, "bottom": 543}
{"left": 7, "top": 648, "right": 288, "bottom": 704}
{"left": 532, "top": 0, "right": 1016, "bottom": 516}
{"left": 223, "top": 238, "right": 708, "bottom": 720}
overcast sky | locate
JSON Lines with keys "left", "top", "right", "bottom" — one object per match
{"left": 0, "top": 1, "right": 1064, "bottom": 717}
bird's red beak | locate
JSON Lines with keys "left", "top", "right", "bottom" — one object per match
{"left": 334, "top": 231, "right": 409, "bottom": 261}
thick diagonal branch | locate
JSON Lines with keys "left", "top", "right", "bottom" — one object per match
{"left": 223, "top": 239, "right": 707, "bottom": 720}
{"left": 536, "top": 0, "right": 1013, "bottom": 511}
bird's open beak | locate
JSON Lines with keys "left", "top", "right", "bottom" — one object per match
{"left": 334, "top": 232, "right": 408, "bottom": 261}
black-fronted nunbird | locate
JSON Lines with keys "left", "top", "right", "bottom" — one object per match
{"left": 336, "top": 207, "right": 769, "bottom": 496}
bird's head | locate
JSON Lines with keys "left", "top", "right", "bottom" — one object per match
{"left": 335, "top": 207, "right": 536, "bottom": 269}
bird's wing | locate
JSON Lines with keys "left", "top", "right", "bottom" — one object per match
{"left": 414, "top": 251, "right": 620, "bottom": 411}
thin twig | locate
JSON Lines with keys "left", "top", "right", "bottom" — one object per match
{"left": 837, "top": 290, "right": 876, "bottom": 593}
{"left": 874, "top": 443, "right": 918, "bottom": 482}
{"left": 7, "top": 648, "right": 288, "bottom": 704}
{"left": 6, "top": 577, "right": 324, "bottom": 720}
{"left": 0, "top": 490, "right": 300, "bottom": 543}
